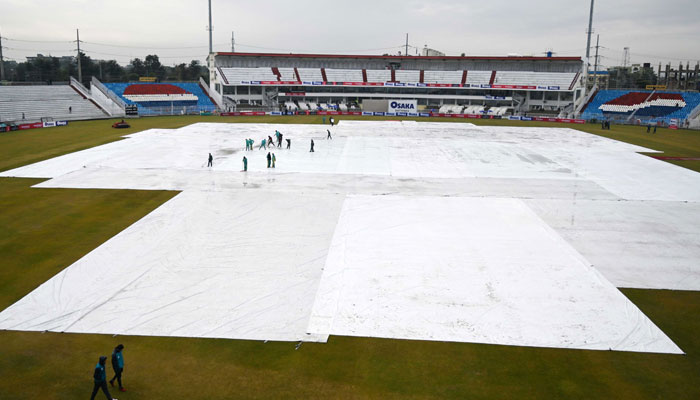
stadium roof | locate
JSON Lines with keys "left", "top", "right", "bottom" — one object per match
{"left": 216, "top": 52, "right": 582, "bottom": 62}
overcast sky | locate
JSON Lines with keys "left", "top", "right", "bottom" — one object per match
{"left": 2, "top": 0, "right": 699, "bottom": 68}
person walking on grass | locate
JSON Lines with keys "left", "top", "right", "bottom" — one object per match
{"left": 207, "top": 153, "right": 213, "bottom": 167}
{"left": 109, "top": 344, "right": 126, "bottom": 393}
{"left": 243, "top": 156, "right": 248, "bottom": 171}
{"left": 310, "top": 139, "right": 315, "bottom": 152}
{"left": 327, "top": 129, "right": 332, "bottom": 140}
{"left": 272, "top": 153, "right": 276, "bottom": 168}
{"left": 90, "top": 356, "right": 117, "bottom": 400}
{"left": 267, "top": 152, "right": 272, "bottom": 168}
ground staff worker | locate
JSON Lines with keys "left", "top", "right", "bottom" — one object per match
{"left": 90, "top": 356, "right": 117, "bottom": 400}
{"left": 109, "top": 344, "right": 126, "bottom": 392}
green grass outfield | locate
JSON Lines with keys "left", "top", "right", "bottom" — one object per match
{"left": 1, "top": 116, "right": 699, "bottom": 399}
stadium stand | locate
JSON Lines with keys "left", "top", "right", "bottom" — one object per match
{"left": 219, "top": 67, "right": 278, "bottom": 82}
{"left": 394, "top": 70, "right": 420, "bottom": 83}
{"left": 465, "top": 71, "right": 493, "bottom": 86}
{"left": 423, "top": 70, "right": 463, "bottom": 84}
{"left": 325, "top": 69, "right": 364, "bottom": 82}
{"left": 103, "top": 82, "right": 217, "bottom": 115}
{"left": 494, "top": 72, "right": 577, "bottom": 88}
{"left": 297, "top": 68, "right": 324, "bottom": 82}
{"left": 0, "top": 85, "right": 107, "bottom": 122}
{"left": 581, "top": 90, "right": 700, "bottom": 124}
{"left": 277, "top": 68, "right": 297, "bottom": 81}
{"left": 217, "top": 67, "right": 576, "bottom": 88}
{"left": 366, "top": 69, "right": 392, "bottom": 83}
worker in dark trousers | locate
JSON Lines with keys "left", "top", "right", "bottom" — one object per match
{"left": 207, "top": 153, "right": 213, "bottom": 167}
{"left": 268, "top": 135, "right": 275, "bottom": 147}
{"left": 327, "top": 129, "right": 332, "bottom": 140}
{"left": 278, "top": 133, "right": 283, "bottom": 148}
{"left": 286, "top": 138, "right": 291, "bottom": 149}
{"left": 243, "top": 156, "right": 248, "bottom": 171}
{"left": 647, "top": 124, "right": 651, "bottom": 133}
{"left": 653, "top": 125, "right": 657, "bottom": 134}
{"left": 109, "top": 344, "right": 126, "bottom": 392}
{"left": 310, "top": 139, "right": 315, "bottom": 152}
{"left": 267, "top": 152, "right": 272, "bottom": 168}
{"left": 90, "top": 356, "right": 116, "bottom": 400}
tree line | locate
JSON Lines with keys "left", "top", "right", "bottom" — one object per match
{"left": 1, "top": 52, "right": 208, "bottom": 84}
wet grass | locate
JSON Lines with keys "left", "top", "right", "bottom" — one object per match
{"left": 0, "top": 116, "right": 699, "bottom": 399}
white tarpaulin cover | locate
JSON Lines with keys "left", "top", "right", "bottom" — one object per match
{"left": 1, "top": 121, "right": 697, "bottom": 354}
{"left": 308, "top": 195, "right": 681, "bottom": 353}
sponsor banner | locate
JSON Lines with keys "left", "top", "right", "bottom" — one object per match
{"left": 408, "top": 113, "right": 419, "bottom": 117}
{"left": 30, "top": 122, "right": 43, "bottom": 129}
{"left": 385, "top": 112, "right": 396, "bottom": 116}
{"left": 406, "top": 83, "right": 417, "bottom": 87}
{"left": 385, "top": 82, "right": 395, "bottom": 87}
{"left": 312, "top": 81, "right": 324, "bottom": 85}
{"left": 417, "top": 83, "right": 428, "bottom": 87}
{"left": 18, "top": 124, "right": 34, "bottom": 130}
{"left": 220, "top": 112, "right": 267, "bottom": 117}
{"left": 419, "top": 112, "right": 431, "bottom": 117}
{"left": 426, "top": 83, "right": 453, "bottom": 88}
{"left": 56, "top": 120, "right": 68, "bottom": 126}
{"left": 362, "top": 112, "right": 374, "bottom": 116}
{"left": 531, "top": 117, "right": 586, "bottom": 124}
{"left": 343, "top": 82, "right": 384, "bottom": 87}
{"left": 284, "top": 92, "right": 306, "bottom": 96}
{"left": 388, "top": 99, "right": 418, "bottom": 114}
{"left": 548, "top": 86, "right": 561, "bottom": 90}
{"left": 485, "top": 95, "right": 507, "bottom": 100}
{"left": 394, "top": 83, "right": 406, "bottom": 87}
{"left": 258, "top": 81, "right": 296, "bottom": 85}
{"left": 396, "top": 112, "right": 407, "bottom": 116}
{"left": 43, "top": 121, "right": 57, "bottom": 128}
{"left": 481, "top": 84, "right": 492, "bottom": 88}
{"left": 492, "top": 85, "right": 537, "bottom": 90}
{"left": 269, "top": 111, "right": 283, "bottom": 116}
{"left": 509, "top": 116, "right": 522, "bottom": 121}
{"left": 374, "top": 112, "right": 385, "bottom": 116}
{"left": 350, "top": 111, "right": 362, "bottom": 116}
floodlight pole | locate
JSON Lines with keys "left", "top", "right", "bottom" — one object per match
{"left": 76, "top": 29, "right": 82, "bottom": 84}
{"left": 208, "top": 0, "right": 213, "bottom": 54}
{"left": 593, "top": 34, "right": 600, "bottom": 87}
{"left": 0, "top": 30, "right": 5, "bottom": 81}
{"left": 585, "top": 0, "right": 595, "bottom": 61}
